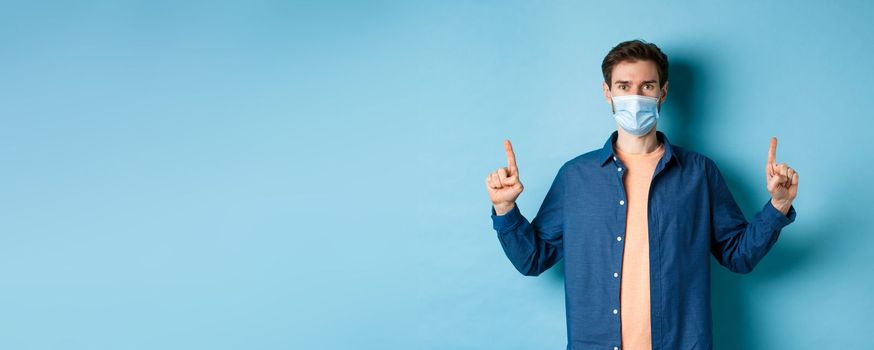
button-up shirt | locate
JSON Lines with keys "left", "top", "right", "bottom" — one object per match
{"left": 489, "top": 131, "right": 797, "bottom": 350}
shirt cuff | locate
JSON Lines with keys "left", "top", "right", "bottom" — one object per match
{"left": 491, "top": 204, "right": 523, "bottom": 232}
{"left": 761, "top": 199, "right": 797, "bottom": 229}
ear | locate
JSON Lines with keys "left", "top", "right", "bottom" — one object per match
{"left": 603, "top": 81, "right": 616, "bottom": 113}
{"left": 660, "top": 81, "right": 669, "bottom": 102}
{"left": 658, "top": 81, "right": 669, "bottom": 110}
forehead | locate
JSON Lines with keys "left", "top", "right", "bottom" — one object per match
{"left": 611, "top": 60, "right": 659, "bottom": 83}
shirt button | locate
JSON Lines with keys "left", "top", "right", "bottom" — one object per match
{"left": 614, "top": 347, "right": 619, "bottom": 350}
{"left": 617, "top": 167, "right": 622, "bottom": 172}
{"left": 613, "top": 309, "right": 618, "bottom": 314}
{"left": 619, "top": 200, "right": 625, "bottom": 205}
{"left": 616, "top": 236, "right": 622, "bottom": 242}
{"left": 613, "top": 156, "right": 617, "bottom": 161}
{"left": 614, "top": 272, "right": 619, "bottom": 278}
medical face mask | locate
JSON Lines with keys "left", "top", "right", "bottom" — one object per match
{"left": 609, "top": 92, "right": 661, "bottom": 136}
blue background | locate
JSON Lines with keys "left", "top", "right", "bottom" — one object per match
{"left": 2, "top": 1, "right": 873, "bottom": 349}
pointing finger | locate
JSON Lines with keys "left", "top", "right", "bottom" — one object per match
{"left": 504, "top": 139, "right": 518, "bottom": 176}
{"left": 767, "top": 137, "right": 777, "bottom": 175}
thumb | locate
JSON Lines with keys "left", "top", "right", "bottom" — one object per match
{"left": 768, "top": 173, "right": 787, "bottom": 191}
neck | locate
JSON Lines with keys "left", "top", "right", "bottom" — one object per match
{"left": 615, "top": 127, "right": 660, "bottom": 155}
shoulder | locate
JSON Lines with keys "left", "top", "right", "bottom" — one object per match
{"left": 673, "top": 143, "right": 710, "bottom": 166}
{"left": 562, "top": 148, "right": 606, "bottom": 172}
{"left": 670, "top": 143, "right": 723, "bottom": 178}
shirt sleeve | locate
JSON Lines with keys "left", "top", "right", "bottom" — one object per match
{"left": 706, "top": 158, "right": 797, "bottom": 274}
{"left": 489, "top": 164, "right": 566, "bottom": 276}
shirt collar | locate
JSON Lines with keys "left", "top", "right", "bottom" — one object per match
{"left": 598, "top": 130, "right": 680, "bottom": 168}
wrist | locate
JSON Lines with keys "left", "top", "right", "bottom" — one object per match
{"left": 493, "top": 202, "right": 516, "bottom": 216}
{"left": 770, "top": 198, "right": 791, "bottom": 216}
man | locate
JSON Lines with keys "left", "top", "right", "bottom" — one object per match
{"left": 484, "top": 40, "right": 798, "bottom": 350}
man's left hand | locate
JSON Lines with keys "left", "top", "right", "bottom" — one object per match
{"left": 766, "top": 137, "right": 798, "bottom": 215}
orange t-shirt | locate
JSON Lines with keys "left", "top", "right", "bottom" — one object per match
{"left": 614, "top": 141, "right": 664, "bottom": 350}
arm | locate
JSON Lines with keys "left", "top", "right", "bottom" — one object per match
{"left": 490, "top": 164, "right": 565, "bottom": 276}
{"left": 707, "top": 158, "right": 796, "bottom": 274}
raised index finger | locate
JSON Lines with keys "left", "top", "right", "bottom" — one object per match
{"left": 767, "top": 137, "right": 777, "bottom": 175}
{"left": 768, "top": 137, "right": 778, "bottom": 165}
{"left": 504, "top": 139, "right": 518, "bottom": 175}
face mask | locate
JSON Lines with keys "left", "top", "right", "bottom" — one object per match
{"left": 609, "top": 92, "right": 660, "bottom": 136}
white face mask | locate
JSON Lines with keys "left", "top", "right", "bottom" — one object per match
{"left": 609, "top": 92, "right": 661, "bottom": 136}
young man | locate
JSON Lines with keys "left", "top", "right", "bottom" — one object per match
{"left": 484, "top": 40, "right": 798, "bottom": 350}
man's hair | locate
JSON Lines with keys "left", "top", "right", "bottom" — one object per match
{"left": 601, "top": 39, "right": 669, "bottom": 89}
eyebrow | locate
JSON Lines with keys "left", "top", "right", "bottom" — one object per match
{"left": 614, "top": 80, "right": 659, "bottom": 85}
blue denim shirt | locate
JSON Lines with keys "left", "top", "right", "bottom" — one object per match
{"left": 490, "top": 131, "right": 796, "bottom": 350}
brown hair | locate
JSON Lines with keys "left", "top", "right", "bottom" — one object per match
{"left": 601, "top": 39, "right": 669, "bottom": 89}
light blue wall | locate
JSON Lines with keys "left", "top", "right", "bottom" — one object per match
{"left": 2, "top": 1, "right": 872, "bottom": 349}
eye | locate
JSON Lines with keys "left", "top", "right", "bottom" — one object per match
{"left": 644, "top": 84, "right": 654, "bottom": 90}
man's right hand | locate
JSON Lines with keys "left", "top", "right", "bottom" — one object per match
{"left": 486, "top": 139, "right": 524, "bottom": 215}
